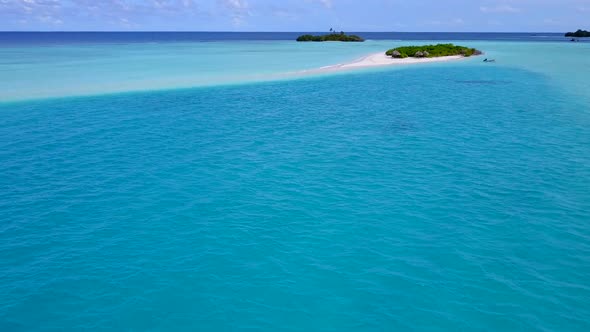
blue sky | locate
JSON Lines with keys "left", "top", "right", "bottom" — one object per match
{"left": 1, "top": 0, "right": 588, "bottom": 32}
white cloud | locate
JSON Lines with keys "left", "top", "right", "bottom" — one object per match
{"left": 480, "top": 4, "right": 520, "bottom": 13}
{"left": 38, "top": 14, "right": 62, "bottom": 24}
{"left": 221, "top": 0, "right": 248, "bottom": 10}
{"left": 219, "top": 0, "right": 251, "bottom": 27}
{"left": 304, "top": 0, "right": 333, "bottom": 9}
{"left": 272, "top": 9, "right": 297, "bottom": 20}
{"left": 0, "top": 0, "right": 207, "bottom": 29}
{"left": 423, "top": 18, "right": 465, "bottom": 26}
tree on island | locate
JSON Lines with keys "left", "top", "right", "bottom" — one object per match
{"left": 386, "top": 44, "right": 482, "bottom": 58}
{"left": 565, "top": 29, "right": 590, "bottom": 37}
{"left": 296, "top": 32, "right": 365, "bottom": 42}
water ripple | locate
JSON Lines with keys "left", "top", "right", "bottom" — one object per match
{"left": 1, "top": 65, "right": 590, "bottom": 331}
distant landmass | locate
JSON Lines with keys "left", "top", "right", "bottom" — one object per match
{"left": 296, "top": 32, "right": 364, "bottom": 42}
{"left": 565, "top": 30, "right": 590, "bottom": 37}
{"left": 386, "top": 44, "right": 482, "bottom": 58}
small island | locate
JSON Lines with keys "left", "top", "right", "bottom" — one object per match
{"left": 296, "top": 32, "right": 364, "bottom": 42}
{"left": 386, "top": 43, "right": 482, "bottom": 58}
{"left": 565, "top": 29, "right": 590, "bottom": 37}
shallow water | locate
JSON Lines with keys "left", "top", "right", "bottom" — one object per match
{"left": 1, "top": 34, "right": 590, "bottom": 331}
{"left": 1, "top": 36, "right": 589, "bottom": 102}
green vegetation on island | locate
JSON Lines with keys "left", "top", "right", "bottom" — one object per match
{"left": 385, "top": 44, "right": 482, "bottom": 58}
{"left": 296, "top": 31, "right": 364, "bottom": 42}
{"left": 565, "top": 29, "right": 590, "bottom": 37}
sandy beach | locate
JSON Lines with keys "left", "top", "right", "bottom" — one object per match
{"left": 303, "top": 52, "right": 466, "bottom": 74}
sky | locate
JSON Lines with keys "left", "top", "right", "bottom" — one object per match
{"left": 0, "top": 0, "right": 589, "bottom": 32}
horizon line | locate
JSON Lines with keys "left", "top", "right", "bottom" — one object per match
{"left": 0, "top": 30, "right": 567, "bottom": 34}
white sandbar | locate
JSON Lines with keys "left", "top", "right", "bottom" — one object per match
{"left": 302, "top": 53, "right": 467, "bottom": 74}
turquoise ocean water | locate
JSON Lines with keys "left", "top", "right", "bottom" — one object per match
{"left": 1, "top": 34, "right": 590, "bottom": 331}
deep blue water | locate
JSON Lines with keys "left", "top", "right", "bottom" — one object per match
{"left": 1, "top": 62, "right": 590, "bottom": 330}
{"left": 0, "top": 31, "right": 572, "bottom": 45}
